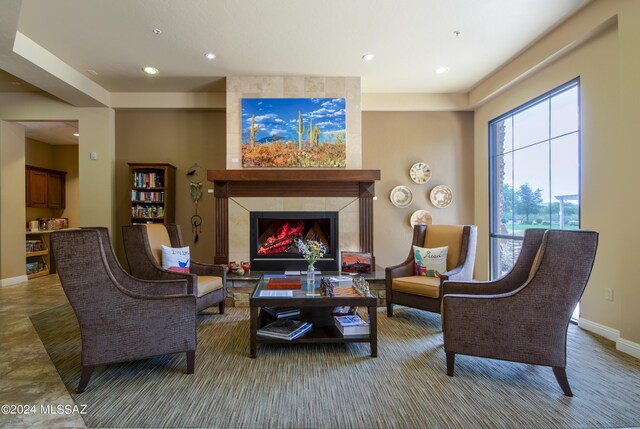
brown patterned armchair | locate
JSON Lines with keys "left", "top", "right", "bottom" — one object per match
{"left": 385, "top": 224, "right": 478, "bottom": 316}
{"left": 122, "top": 223, "right": 226, "bottom": 314}
{"left": 51, "top": 228, "right": 197, "bottom": 393}
{"left": 442, "top": 229, "right": 599, "bottom": 396}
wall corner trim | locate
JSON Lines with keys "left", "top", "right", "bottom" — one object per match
{"left": 616, "top": 338, "right": 640, "bottom": 360}
{"left": 1, "top": 275, "right": 28, "bottom": 287}
{"left": 578, "top": 318, "right": 620, "bottom": 341}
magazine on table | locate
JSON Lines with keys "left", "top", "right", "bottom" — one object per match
{"left": 332, "top": 306, "right": 357, "bottom": 316}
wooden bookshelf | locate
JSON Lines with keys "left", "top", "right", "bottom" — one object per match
{"left": 128, "top": 163, "right": 176, "bottom": 225}
{"left": 26, "top": 231, "right": 51, "bottom": 279}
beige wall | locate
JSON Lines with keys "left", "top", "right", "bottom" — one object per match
{"left": 362, "top": 111, "right": 475, "bottom": 268}
{"left": 226, "top": 76, "right": 362, "bottom": 169}
{"left": 25, "top": 138, "right": 80, "bottom": 228}
{"left": 0, "top": 121, "right": 27, "bottom": 283}
{"left": 473, "top": 0, "right": 640, "bottom": 346}
{"left": 115, "top": 110, "right": 226, "bottom": 263}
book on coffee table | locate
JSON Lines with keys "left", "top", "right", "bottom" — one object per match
{"left": 267, "top": 277, "right": 302, "bottom": 289}
{"left": 263, "top": 306, "right": 301, "bottom": 319}
{"left": 257, "top": 319, "right": 312, "bottom": 340}
{"left": 334, "top": 315, "right": 369, "bottom": 336}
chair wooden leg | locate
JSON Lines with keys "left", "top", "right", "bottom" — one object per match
{"left": 387, "top": 303, "right": 393, "bottom": 317}
{"left": 219, "top": 301, "right": 225, "bottom": 314}
{"left": 76, "top": 365, "right": 94, "bottom": 394}
{"left": 186, "top": 351, "right": 195, "bottom": 374}
{"left": 446, "top": 353, "right": 455, "bottom": 377}
{"left": 553, "top": 366, "right": 573, "bottom": 397}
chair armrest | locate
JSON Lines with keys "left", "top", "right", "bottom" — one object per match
{"left": 442, "top": 276, "right": 524, "bottom": 296}
{"left": 190, "top": 261, "right": 227, "bottom": 279}
{"left": 385, "top": 257, "right": 414, "bottom": 279}
{"left": 120, "top": 277, "right": 189, "bottom": 296}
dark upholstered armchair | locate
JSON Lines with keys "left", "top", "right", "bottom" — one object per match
{"left": 122, "top": 223, "right": 226, "bottom": 314}
{"left": 385, "top": 224, "right": 477, "bottom": 316}
{"left": 442, "top": 229, "right": 599, "bottom": 396}
{"left": 51, "top": 228, "right": 197, "bottom": 394}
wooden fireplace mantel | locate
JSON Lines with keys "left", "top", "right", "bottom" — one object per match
{"left": 208, "top": 169, "right": 381, "bottom": 264}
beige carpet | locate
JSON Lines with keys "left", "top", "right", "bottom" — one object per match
{"left": 31, "top": 305, "right": 640, "bottom": 429}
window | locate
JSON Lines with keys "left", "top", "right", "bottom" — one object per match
{"left": 489, "top": 79, "right": 580, "bottom": 279}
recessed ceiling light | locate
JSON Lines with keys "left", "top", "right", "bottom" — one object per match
{"left": 362, "top": 53, "right": 375, "bottom": 61}
{"left": 10, "top": 81, "right": 21, "bottom": 85}
{"left": 435, "top": 66, "right": 450, "bottom": 74}
{"left": 205, "top": 52, "right": 216, "bottom": 60}
{"left": 73, "top": 133, "right": 79, "bottom": 137}
{"left": 153, "top": 28, "right": 162, "bottom": 35}
{"left": 87, "top": 69, "right": 99, "bottom": 76}
{"left": 453, "top": 30, "right": 461, "bottom": 37}
{"left": 143, "top": 66, "right": 159, "bottom": 76}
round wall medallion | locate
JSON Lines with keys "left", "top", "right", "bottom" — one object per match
{"left": 430, "top": 185, "right": 453, "bottom": 208}
{"left": 409, "top": 162, "right": 432, "bottom": 184}
{"left": 390, "top": 185, "right": 413, "bottom": 208}
{"left": 410, "top": 210, "right": 433, "bottom": 227}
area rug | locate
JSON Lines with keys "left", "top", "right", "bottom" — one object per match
{"left": 31, "top": 305, "right": 640, "bottom": 429}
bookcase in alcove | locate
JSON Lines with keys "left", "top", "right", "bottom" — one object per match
{"left": 128, "top": 163, "right": 176, "bottom": 225}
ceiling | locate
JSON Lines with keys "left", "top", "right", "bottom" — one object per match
{"left": 2, "top": 0, "right": 592, "bottom": 144}
{"left": 12, "top": 0, "right": 590, "bottom": 94}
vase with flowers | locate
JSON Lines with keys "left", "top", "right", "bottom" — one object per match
{"left": 295, "top": 238, "right": 327, "bottom": 285}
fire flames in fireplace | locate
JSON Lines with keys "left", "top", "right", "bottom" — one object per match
{"left": 257, "top": 219, "right": 329, "bottom": 255}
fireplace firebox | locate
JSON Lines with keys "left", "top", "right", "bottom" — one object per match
{"left": 249, "top": 211, "right": 338, "bottom": 271}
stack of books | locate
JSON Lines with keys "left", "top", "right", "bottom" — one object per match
{"left": 262, "top": 307, "right": 300, "bottom": 319}
{"left": 257, "top": 319, "right": 312, "bottom": 340}
{"left": 334, "top": 315, "right": 370, "bottom": 336}
{"left": 332, "top": 306, "right": 357, "bottom": 316}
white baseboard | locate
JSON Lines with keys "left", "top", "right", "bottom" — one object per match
{"left": 1, "top": 275, "right": 28, "bottom": 286}
{"left": 578, "top": 318, "right": 620, "bottom": 341}
{"left": 579, "top": 318, "right": 640, "bottom": 360}
{"left": 616, "top": 338, "right": 640, "bottom": 359}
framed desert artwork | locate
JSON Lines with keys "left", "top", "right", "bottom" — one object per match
{"left": 341, "top": 251, "right": 373, "bottom": 274}
{"left": 241, "top": 98, "right": 346, "bottom": 168}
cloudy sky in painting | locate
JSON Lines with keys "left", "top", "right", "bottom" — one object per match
{"left": 241, "top": 98, "right": 346, "bottom": 144}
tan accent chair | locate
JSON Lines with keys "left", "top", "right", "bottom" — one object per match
{"left": 122, "top": 223, "right": 226, "bottom": 314}
{"left": 385, "top": 224, "right": 477, "bottom": 316}
{"left": 442, "top": 229, "right": 599, "bottom": 396}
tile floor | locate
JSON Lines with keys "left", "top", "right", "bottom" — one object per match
{"left": 0, "top": 274, "right": 86, "bottom": 428}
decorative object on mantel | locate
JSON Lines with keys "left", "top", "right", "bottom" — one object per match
{"left": 341, "top": 251, "right": 373, "bottom": 274}
{"left": 186, "top": 163, "right": 205, "bottom": 242}
{"left": 409, "top": 162, "right": 432, "bottom": 184}
{"left": 390, "top": 185, "right": 413, "bottom": 208}
{"left": 241, "top": 98, "right": 346, "bottom": 168}
{"left": 430, "top": 185, "right": 453, "bottom": 208}
{"left": 410, "top": 209, "right": 433, "bottom": 227}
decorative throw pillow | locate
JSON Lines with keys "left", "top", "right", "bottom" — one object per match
{"left": 413, "top": 245, "right": 448, "bottom": 277}
{"left": 161, "top": 245, "right": 190, "bottom": 273}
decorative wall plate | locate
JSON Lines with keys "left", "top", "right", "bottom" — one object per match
{"left": 430, "top": 185, "right": 453, "bottom": 208}
{"left": 410, "top": 210, "right": 433, "bottom": 227}
{"left": 390, "top": 185, "right": 413, "bottom": 208}
{"left": 409, "top": 162, "right": 432, "bottom": 184}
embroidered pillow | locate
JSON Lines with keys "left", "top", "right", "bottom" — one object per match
{"left": 413, "top": 245, "right": 448, "bottom": 277}
{"left": 161, "top": 245, "right": 190, "bottom": 273}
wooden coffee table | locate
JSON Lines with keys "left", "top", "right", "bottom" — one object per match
{"left": 249, "top": 274, "right": 378, "bottom": 358}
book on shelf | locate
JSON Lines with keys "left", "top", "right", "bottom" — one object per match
{"left": 267, "top": 277, "right": 302, "bottom": 289}
{"left": 263, "top": 306, "right": 301, "bottom": 319}
{"left": 334, "top": 315, "right": 370, "bottom": 336}
{"left": 332, "top": 306, "right": 357, "bottom": 316}
{"left": 257, "top": 319, "right": 312, "bottom": 340}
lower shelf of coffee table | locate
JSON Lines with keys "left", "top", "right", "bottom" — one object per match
{"left": 256, "top": 325, "right": 370, "bottom": 344}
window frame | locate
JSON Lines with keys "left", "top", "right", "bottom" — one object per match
{"left": 488, "top": 77, "right": 581, "bottom": 279}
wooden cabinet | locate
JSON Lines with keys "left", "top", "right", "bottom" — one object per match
{"left": 26, "top": 166, "right": 66, "bottom": 209}
{"left": 128, "top": 163, "right": 176, "bottom": 224}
